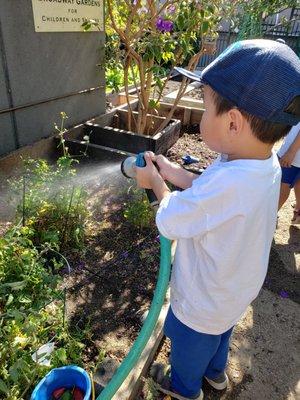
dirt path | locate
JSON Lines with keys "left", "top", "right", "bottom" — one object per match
{"left": 275, "top": 191, "right": 300, "bottom": 275}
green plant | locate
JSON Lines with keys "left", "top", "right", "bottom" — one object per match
{"left": 0, "top": 113, "right": 101, "bottom": 400}
{"left": 0, "top": 225, "right": 63, "bottom": 399}
{"left": 10, "top": 113, "right": 89, "bottom": 251}
{"left": 235, "top": 0, "right": 297, "bottom": 39}
{"left": 106, "top": 62, "right": 124, "bottom": 93}
{"left": 84, "top": 0, "right": 238, "bottom": 135}
{"left": 0, "top": 224, "right": 103, "bottom": 399}
{"left": 104, "top": 33, "right": 138, "bottom": 93}
{"left": 105, "top": 60, "right": 139, "bottom": 93}
{"left": 123, "top": 188, "right": 154, "bottom": 229}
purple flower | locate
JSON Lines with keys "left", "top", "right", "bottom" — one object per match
{"left": 156, "top": 17, "right": 164, "bottom": 31}
{"left": 279, "top": 290, "right": 289, "bottom": 299}
{"left": 137, "top": 6, "right": 148, "bottom": 15}
{"left": 167, "top": 5, "right": 176, "bottom": 14}
{"left": 156, "top": 235, "right": 160, "bottom": 242}
{"left": 156, "top": 17, "right": 174, "bottom": 32}
{"left": 162, "top": 20, "right": 174, "bottom": 32}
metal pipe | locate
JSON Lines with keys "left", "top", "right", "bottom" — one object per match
{"left": 0, "top": 86, "right": 105, "bottom": 115}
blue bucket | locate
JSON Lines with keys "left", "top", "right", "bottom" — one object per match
{"left": 31, "top": 365, "right": 91, "bottom": 400}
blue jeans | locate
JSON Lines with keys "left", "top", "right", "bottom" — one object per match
{"left": 164, "top": 307, "right": 233, "bottom": 399}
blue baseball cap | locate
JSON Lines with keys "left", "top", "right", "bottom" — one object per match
{"left": 175, "top": 39, "right": 300, "bottom": 126}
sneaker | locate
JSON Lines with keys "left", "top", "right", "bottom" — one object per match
{"left": 150, "top": 363, "right": 204, "bottom": 400}
{"left": 204, "top": 372, "right": 228, "bottom": 390}
{"left": 157, "top": 384, "right": 204, "bottom": 400}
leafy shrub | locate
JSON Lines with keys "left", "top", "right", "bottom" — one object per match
{"left": 123, "top": 188, "right": 154, "bottom": 229}
{"left": 10, "top": 114, "right": 88, "bottom": 251}
{"left": 0, "top": 226, "right": 61, "bottom": 312}
{"left": 0, "top": 113, "right": 93, "bottom": 399}
{"left": 0, "top": 226, "right": 63, "bottom": 399}
{"left": 0, "top": 226, "right": 92, "bottom": 399}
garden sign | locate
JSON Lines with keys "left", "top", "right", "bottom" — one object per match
{"left": 31, "top": 0, "right": 104, "bottom": 32}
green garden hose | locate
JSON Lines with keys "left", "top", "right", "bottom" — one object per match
{"left": 96, "top": 234, "right": 172, "bottom": 400}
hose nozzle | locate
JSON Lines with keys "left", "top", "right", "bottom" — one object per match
{"left": 120, "top": 153, "right": 158, "bottom": 207}
{"left": 120, "top": 156, "right": 137, "bottom": 179}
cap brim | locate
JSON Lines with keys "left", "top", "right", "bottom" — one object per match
{"left": 174, "top": 67, "right": 203, "bottom": 82}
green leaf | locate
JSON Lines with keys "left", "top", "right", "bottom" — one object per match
{"left": 7, "top": 309, "right": 25, "bottom": 321}
{"left": 55, "top": 348, "right": 67, "bottom": 364}
{"left": 6, "top": 293, "right": 14, "bottom": 306}
{"left": 0, "top": 379, "right": 9, "bottom": 395}
{"left": 177, "top": 15, "right": 185, "bottom": 30}
{"left": 148, "top": 99, "right": 157, "bottom": 109}
{"left": 202, "top": 20, "right": 209, "bottom": 34}
{"left": 1, "top": 281, "right": 26, "bottom": 291}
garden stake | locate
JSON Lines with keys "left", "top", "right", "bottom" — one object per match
{"left": 63, "top": 287, "right": 67, "bottom": 328}
{"left": 22, "top": 174, "right": 26, "bottom": 226}
{"left": 61, "top": 185, "right": 75, "bottom": 247}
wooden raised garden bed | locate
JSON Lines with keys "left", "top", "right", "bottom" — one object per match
{"left": 62, "top": 100, "right": 181, "bottom": 158}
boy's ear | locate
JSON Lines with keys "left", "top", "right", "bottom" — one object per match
{"left": 227, "top": 108, "right": 244, "bottom": 135}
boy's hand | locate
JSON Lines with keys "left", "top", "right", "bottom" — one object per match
{"left": 280, "top": 148, "right": 296, "bottom": 168}
{"left": 155, "top": 154, "right": 174, "bottom": 181}
{"left": 136, "top": 152, "right": 161, "bottom": 189}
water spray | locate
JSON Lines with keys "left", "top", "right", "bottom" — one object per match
{"left": 121, "top": 152, "right": 159, "bottom": 207}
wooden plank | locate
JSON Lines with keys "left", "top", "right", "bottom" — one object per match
{"left": 162, "top": 81, "right": 203, "bottom": 109}
{"left": 108, "top": 76, "right": 170, "bottom": 106}
{"left": 190, "top": 108, "right": 205, "bottom": 125}
{"left": 154, "top": 120, "right": 181, "bottom": 155}
{"left": 117, "top": 94, "right": 139, "bottom": 106}
{"left": 162, "top": 96, "right": 204, "bottom": 109}
{"left": 87, "top": 125, "right": 155, "bottom": 154}
{"left": 117, "top": 109, "right": 169, "bottom": 136}
{"left": 163, "top": 81, "right": 201, "bottom": 98}
{"left": 163, "top": 81, "right": 201, "bottom": 99}
{"left": 157, "top": 101, "right": 204, "bottom": 125}
{"left": 183, "top": 107, "right": 192, "bottom": 125}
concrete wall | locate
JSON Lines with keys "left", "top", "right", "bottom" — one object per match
{"left": 0, "top": 0, "right": 105, "bottom": 158}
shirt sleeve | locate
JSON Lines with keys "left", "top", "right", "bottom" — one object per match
{"left": 156, "top": 166, "right": 242, "bottom": 240}
{"left": 156, "top": 188, "right": 208, "bottom": 240}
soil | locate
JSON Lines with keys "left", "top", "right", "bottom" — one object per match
{"left": 187, "top": 87, "right": 204, "bottom": 100}
{"left": 64, "top": 178, "right": 161, "bottom": 365}
{"left": 151, "top": 80, "right": 181, "bottom": 99}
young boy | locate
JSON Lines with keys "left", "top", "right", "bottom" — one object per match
{"left": 136, "top": 39, "right": 300, "bottom": 400}
{"left": 278, "top": 122, "right": 300, "bottom": 223}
